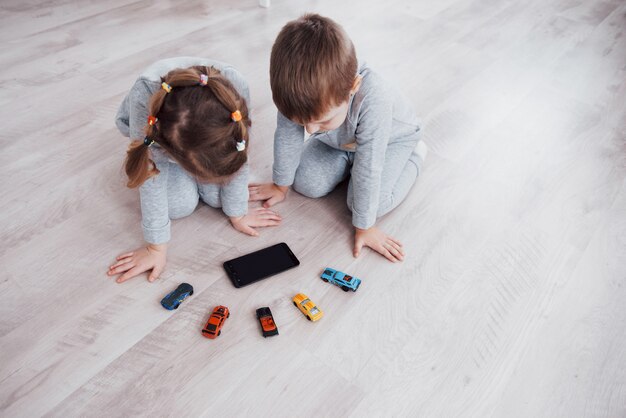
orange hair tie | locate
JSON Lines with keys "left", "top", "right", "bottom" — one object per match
{"left": 231, "top": 110, "right": 242, "bottom": 122}
{"left": 147, "top": 116, "right": 158, "bottom": 126}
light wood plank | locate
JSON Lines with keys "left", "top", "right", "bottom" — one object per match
{"left": 0, "top": 0, "right": 624, "bottom": 416}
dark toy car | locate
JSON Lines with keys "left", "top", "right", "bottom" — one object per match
{"left": 202, "top": 306, "right": 230, "bottom": 339}
{"left": 256, "top": 307, "right": 279, "bottom": 338}
{"left": 160, "top": 283, "right": 194, "bottom": 310}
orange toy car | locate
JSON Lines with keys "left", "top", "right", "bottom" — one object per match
{"left": 202, "top": 305, "right": 230, "bottom": 339}
{"left": 256, "top": 307, "right": 279, "bottom": 337}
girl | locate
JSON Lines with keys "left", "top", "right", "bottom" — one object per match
{"left": 109, "top": 57, "right": 281, "bottom": 283}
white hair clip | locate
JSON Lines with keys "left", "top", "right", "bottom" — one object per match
{"left": 199, "top": 74, "right": 208, "bottom": 85}
{"left": 236, "top": 139, "right": 246, "bottom": 152}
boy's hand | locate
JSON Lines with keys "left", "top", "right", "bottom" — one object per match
{"left": 229, "top": 208, "right": 282, "bottom": 236}
{"left": 248, "top": 183, "right": 288, "bottom": 208}
{"left": 108, "top": 243, "right": 167, "bottom": 283}
{"left": 353, "top": 226, "right": 405, "bottom": 263}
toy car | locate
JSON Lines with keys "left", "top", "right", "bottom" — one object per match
{"left": 160, "top": 283, "right": 194, "bottom": 310}
{"left": 202, "top": 305, "right": 230, "bottom": 339}
{"left": 321, "top": 268, "right": 361, "bottom": 292}
{"left": 256, "top": 307, "right": 279, "bottom": 337}
{"left": 292, "top": 293, "right": 323, "bottom": 321}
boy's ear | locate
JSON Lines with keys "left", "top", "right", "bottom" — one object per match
{"left": 350, "top": 75, "right": 363, "bottom": 95}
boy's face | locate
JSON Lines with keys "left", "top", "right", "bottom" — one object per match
{"left": 296, "top": 75, "right": 363, "bottom": 135}
{"left": 302, "top": 101, "right": 350, "bottom": 134}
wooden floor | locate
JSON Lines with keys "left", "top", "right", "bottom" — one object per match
{"left": 1, "top": 0, "right": 625, "bottom": 416}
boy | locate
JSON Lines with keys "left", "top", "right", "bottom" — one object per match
{"left": 250, "top": 14, "right": 426, "bottom": 262}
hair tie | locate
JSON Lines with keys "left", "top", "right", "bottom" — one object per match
{"left": 147, "top": 116, "right": 158, "bottom": 126}
{"left": 144, "top": 137, "right": 155, "bottom": 147}
{"left": 161, "top": 82, "right": 172, "bottom": 93}
{"left": 236, "top": 139, "right": 246, "bottom": 152}
{"left": 231, "top": 110, "right": 242, "bottom": 122}
{"left": 199, "top": 74, "right": 208, "bottom": 86}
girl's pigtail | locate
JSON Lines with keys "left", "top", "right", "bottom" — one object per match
{"left": 124, "top": 140, "right": 158, "bottom": 188}
{"left": 230, "top": 102, "right": 248, "bottom": 151}
{"left": 204, "top": 73, "right": 251, "bottom": 152}
{"left": 124, "top": 82, "right": 170, "bottom": 189}
{"left": 145, "top": 87, "right": 168, "bottom": 139}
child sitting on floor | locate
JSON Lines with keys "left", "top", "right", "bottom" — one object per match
{"left": 250, "top": 15, "right": 426, "bottom": 262}
{"left": 110, "top": 58, "right": 280, "bottom": 283}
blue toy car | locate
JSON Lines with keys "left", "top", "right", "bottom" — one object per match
{"left": 320, "top": 268, "right": 361, "bottom": 292}
{"left": 160, "top": 283, "right": 194, "bottom": 310}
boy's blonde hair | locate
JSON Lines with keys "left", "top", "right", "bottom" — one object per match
{"left": 270, "top": 14, "right": 357, "bottom": 123}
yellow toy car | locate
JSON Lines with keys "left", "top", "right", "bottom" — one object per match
{"left": 292, "top": 293, "right": 323, "bottom": 321}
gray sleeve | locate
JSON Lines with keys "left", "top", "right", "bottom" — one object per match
{"left": 272, "top": 112, "right": 305, "bottom": 186}
{"left": 128, "top": 79, "right": 156, "bottom": 141}
{"left": 220, "top": 162, "right": 250, "bottom": 217}
{"left": 123, "top": 79, "right": 171, "bottom": 243}
{"left": 139, "top": 160, "right": 171, "bottom": 244}
{"left": 114, "top": 94, "right": 131, "bottom": 137}
{"left": 222, "top": 67, "right": 251, "bottom": 105}
{"left": 351, "top": 86, "right": 393, "bottom": 229}
{"left": 115, "top": 78, "right": 154, "bottom": 139}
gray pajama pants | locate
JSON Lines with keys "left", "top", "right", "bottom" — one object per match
{"left": 138, "top": 157, "right": 249, "bottom": 243}
{"left": 159, "top": 161, "right": 224, "bottom": 220}
{"left": 292, "top": 138, "right": 423, "bottom": 218}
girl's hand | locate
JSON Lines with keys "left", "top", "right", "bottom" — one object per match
{"left": 230, "top": 208, "right": 282, "bottom": 237}
{"left": 353, "top": 226, "right": 405, "bottom": 262}
{"left": 248, "top": 183, "right": 288, "bottom": 208}
{"left": 107, "top": 243, "right": 167, "bottom": 283}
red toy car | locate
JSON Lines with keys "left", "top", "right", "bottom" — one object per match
{"left": 202, "top": 306, "right": 230, "bottom": 339}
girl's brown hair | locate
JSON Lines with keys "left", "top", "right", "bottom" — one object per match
{"left": 125, "top": 66, "right": 251, "bottom": 188}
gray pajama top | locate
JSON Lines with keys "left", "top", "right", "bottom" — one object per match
{"left": 272, "top": 63, "right": 421, "bottom": 229}
{"left": 115, "top": 57, "right": 251, "bottom": 244}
